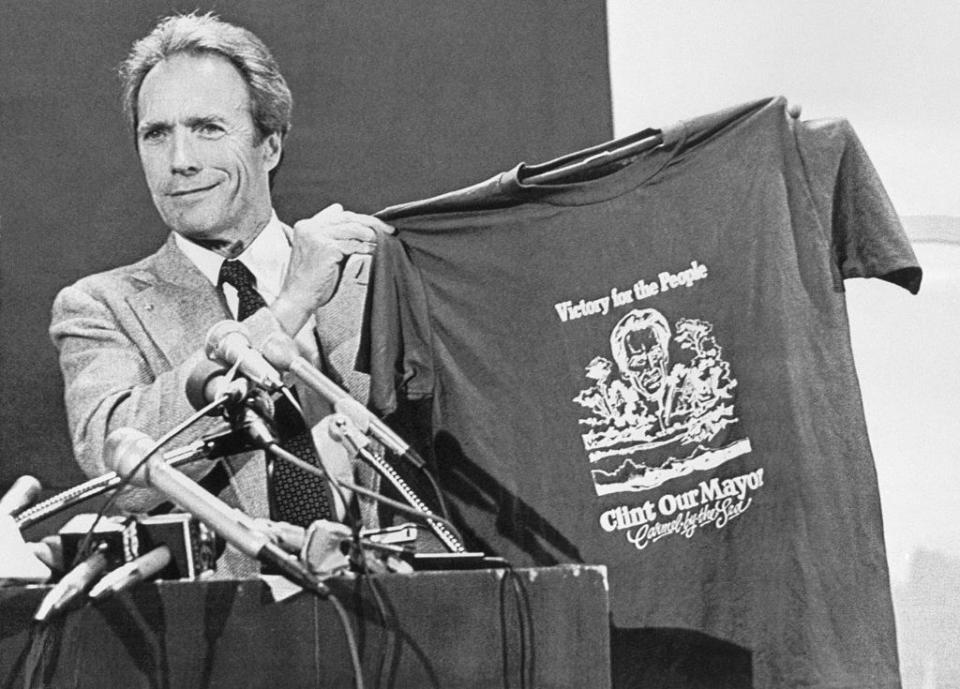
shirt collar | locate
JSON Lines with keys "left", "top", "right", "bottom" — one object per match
{"left": 173, "top": 211, "right": 291, "bottom": 299}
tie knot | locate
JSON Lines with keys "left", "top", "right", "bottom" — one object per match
{"left": 218, "top": 259, "right": 257, "bottom": 291}
{"left": 218, "top": 259, "right": 267, "bottom": 320}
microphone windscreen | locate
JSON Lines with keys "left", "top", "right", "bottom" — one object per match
{"left": 185, "top": 359, "right": 231, "bottom": 412}
{"left": 204, "top": 320, "right": 250, "bottom": 361}
{"left": 203, "top": 321, "right": 283, "bottom": 392}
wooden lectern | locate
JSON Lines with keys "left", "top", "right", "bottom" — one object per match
{"left": 0, "top": 564, "right": 610, "bottom": 689}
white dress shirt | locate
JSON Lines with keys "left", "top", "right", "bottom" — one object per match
{"left": 174, "top": 211, "right": 289, "bottom": 316}
{"left": 173, "top": 211, "right": 321, "bottom": 361}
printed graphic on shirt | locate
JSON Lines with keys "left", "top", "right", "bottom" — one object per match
{"left": 598, "top": 466, "right": 764, "bottom": 550}
{"left": 555, "top": 260, "right": 762, "bottom": 550}
{"left": 573, "top": 307, "right": 752, "bottom": 496}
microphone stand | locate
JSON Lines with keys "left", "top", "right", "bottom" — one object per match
{"left": 16, "top": 425, "right": 244, "bottom": 530}
{"left": 251, "top": 418, "right": 461, "bottom": 538}
{"left": 258, "top": 335, "right": 463, "bottom": 551}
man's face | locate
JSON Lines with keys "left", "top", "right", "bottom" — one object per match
{"left": 136, "top": 53, "right": 281, "bottom": 248}
{"left": 624, "top": 328, "right": 668, "bottom": 398}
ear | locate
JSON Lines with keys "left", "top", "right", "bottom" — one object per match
{"left": 261, "top": 131, "right": 283, "bottom": 172}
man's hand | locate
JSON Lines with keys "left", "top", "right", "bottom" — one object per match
{"left": 271, "top": 204, "right": 394, "bottom": 335}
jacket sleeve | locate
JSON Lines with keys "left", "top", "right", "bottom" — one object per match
{"left": 49, "top": 270, "right": 319, "bottom": 514}
{"left": 49, "top": 281, "right": 220, "bottom": 511}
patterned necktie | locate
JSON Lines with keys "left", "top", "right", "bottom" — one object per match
{"left": 218, "top": 259, "right": 334, "bottom": 526}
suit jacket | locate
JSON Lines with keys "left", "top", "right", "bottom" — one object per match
{"left": 50, "top": 231, "right": 372, "bottom": 576}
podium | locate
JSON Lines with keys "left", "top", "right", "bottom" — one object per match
{"left": 0, "top": 565, "right": 610, "bottom": 689}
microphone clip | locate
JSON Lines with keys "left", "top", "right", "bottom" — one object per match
{"left": 222, "top": 390, "right": 277, "bottom": 451}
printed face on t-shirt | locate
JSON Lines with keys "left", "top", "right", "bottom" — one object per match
{"left": 624, "top": 329, "right": 668, "bottom": 398}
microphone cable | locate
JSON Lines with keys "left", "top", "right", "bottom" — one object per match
{"left": 499, "top": 564, "right": 534, "bottom": 689}
{"left": 360, "top": 569, "right": 396, "bottom": 689}
{"left": 44, "top": 369, "right": 372, "bottom": 689}
{"left": 273, "top": 382, "right": 442, "bottom": 689}
{"left": 71, "top": 357, "right": 248, "bottom": 568}
{"left": 328, "top": 592, "right": 366, "bottom": 689}
{"left": 243, "top": 397, "right": 375, "bottom": 689}
{"left": 70, "top": 395, "right": 224, "bottom": 569}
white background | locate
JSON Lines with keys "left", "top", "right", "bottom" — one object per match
{"left": 607, "top": 0, "right": 960, "bottom": 216}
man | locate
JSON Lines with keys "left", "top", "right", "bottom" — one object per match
{"left": 609, "top": 308, "right": 673, "bottom": 424}
{"left": 49, "top": 13, "right": 391, "bottom": 575}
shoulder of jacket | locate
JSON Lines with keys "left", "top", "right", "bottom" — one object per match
{"left": 58, "top": 243, "right": 168, "bottom": 300}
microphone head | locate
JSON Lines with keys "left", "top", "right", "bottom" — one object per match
{"left": 186, "top": 359, "right": 231, "bottom": 412}
{"left": 204, "top": 320, "right": 250, "bottom": 361}
{"left": 103, "top": 428, "right": 156, "bottom": 485}
{"left": 260, "top": 331, "right": 298, "bottom": 372}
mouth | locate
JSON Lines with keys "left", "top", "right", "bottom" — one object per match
{"left": 640, "top": 369, "right": 662, "bottom": 390}
{"left": 167, "top": 183, "right": 218, "bottom": 198}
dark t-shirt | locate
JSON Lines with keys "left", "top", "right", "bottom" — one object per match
{"left": 362, "top": 97, "right": 921, "bottom": 689}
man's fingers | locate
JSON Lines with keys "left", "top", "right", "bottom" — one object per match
{"left": 328, "top": 237, "right": 376, "bottom": 257}
{"left": 319, "top": 212, "right": 394, "bottom": 236}
{"left": 340, "top": 210, "right": 395, "bottom": 234}
{"left": 294, "top": 219, "right": 383, "bottom": 244}
{"left": 301, "top": 206, "right": 395, "bottom": 235}
{"left": 314, "top": 203, "right": 344, "bottom": 219}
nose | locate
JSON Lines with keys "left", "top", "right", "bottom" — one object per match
{"left": 169, "top": 129, "right": 200, "bottom": 175}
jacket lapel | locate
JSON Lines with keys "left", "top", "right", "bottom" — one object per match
{"left": 126, "top": 234, "right": 230, "bottom": 366}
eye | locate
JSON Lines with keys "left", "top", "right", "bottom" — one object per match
{"left": 197, "top": 122, "right": 226, "bottom": 139}
{"left": 140, "top": 126, "right": 167, "bottom": 143}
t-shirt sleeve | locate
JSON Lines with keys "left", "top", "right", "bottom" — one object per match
{"left": 356, "top": 229, "right": 435, "bottom": 416}
{"left": 793, "top": 116, "right": 922, "bottom": 294}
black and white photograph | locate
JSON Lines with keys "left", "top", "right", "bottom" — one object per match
{"left": 1, "top": 2, "right": 957, "bottom": 688}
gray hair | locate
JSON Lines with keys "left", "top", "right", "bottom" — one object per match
{"left": 119, "top": 12, "right": 292, "bottom": 141}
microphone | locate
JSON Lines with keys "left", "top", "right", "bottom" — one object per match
{"left": 0, "top": 475, "right": 42, "bottom": 516}
{"left": 33, "top": 541, "right": 112, "bottom": 622}
{"left": 88, "top": 545, "right": 172, "bottom": 600}
{"left": 184, "top": 357, "right": 276, "bottom": 447}
{"left": 205, "top": 320, "right": 284, "bottom": 392}
{"left": 14, "top": 426, "right": 255, "bottom": 531}
{"left": 225, "top": 405, "right": 276, "bottom": 451}
{"left": 104, "top": 428, "right": 327, "bottom": 595}
{"left": 260, "top": 332, "right": 426, "bottom": 469}
{"left": 185, "top": 358, "right": 250, "bottom": 413}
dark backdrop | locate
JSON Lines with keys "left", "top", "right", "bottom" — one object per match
{"left": 0, "top": 1, "right": 612, "bottom": 495}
